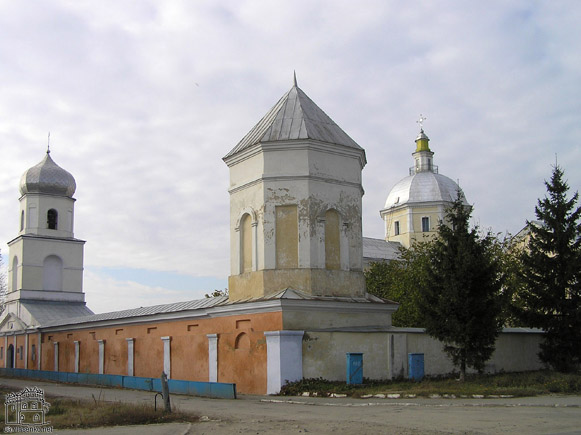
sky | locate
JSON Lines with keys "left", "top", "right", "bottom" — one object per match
{"left": 0, "top": 1, "right": 579, "bottom": 314}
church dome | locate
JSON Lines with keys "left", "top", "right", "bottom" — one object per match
{"left": 384, "top": 121, "right": 468, "bottom": 209}
{"left": 384, "top": 171, "right": 466, "bottom": 209}
{"left": 19, "top": 151, "right": 76, "bottom": 198}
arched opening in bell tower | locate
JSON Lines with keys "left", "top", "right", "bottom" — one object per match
{"left": 47, "top": 209, "right": 58, "bottom": 230}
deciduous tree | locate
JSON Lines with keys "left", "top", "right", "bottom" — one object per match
{"left": 365, "top": 242, "right": 432, "bottom": 327}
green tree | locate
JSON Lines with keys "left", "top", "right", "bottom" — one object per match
{"left": 365, "top": 242, "right": 432, "bottom": 327}
{"left": 516, "top": 165, "right": 581, "bottom": 372}
{"left": 205, "top": 288, "right": 229, "bottom": 298}
{"left": 489, "top": 234, "right": 528, "bottom": 327}
{"left": 419, "top": 194, "right": 504, "bottom": 381}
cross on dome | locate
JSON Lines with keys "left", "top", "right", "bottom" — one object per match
{"left": 416, "top": 114, "right": 427, "bottom": 131}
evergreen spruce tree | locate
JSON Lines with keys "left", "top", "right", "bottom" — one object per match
{"left": 420, "top": 194, "right": 503, "bottom": 380}
{"left": 518, "top": 165, "right": 581, "bottom": 372}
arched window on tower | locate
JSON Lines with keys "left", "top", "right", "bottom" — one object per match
{"left": 42, "top": 255, "right": 63, "bottom": 291}
{"left": 325, "top": 209, "right": 341, "bottom": 270}
{"left": 11, "top": 257, "right": 18, "bottom": 291}
{"left": 47, "top": 209, "right": 58, "bottom": 230}
{"left": 20, "top": 210, "right": 24, "bottom": 231}
{"left": 240, "top": 213, "right": 253, "bottom": 273}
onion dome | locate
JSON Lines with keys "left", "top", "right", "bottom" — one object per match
{"left": 19, "top": 151, "right": 76, "bottom": 197}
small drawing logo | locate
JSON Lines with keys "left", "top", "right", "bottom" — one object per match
{"left": 4, "top": 387, "right": 52, "bottom": 433}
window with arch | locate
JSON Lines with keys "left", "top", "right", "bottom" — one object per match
{"left": 20, "top": 210, "right": 24, "bottom": 231}
{"left": 325, "top": 209, "right": 341, "bottom": 270}
{"left": 42, "top": 255, "right": 63, "bottom": 291}
{"left": 422, "top": 216, "right": 430, "bottom": 232}
{"left": 11, "top": 256, "right": 18, "bottom": 291}
{"left": 47, "top": 209, "right": 58, "bottom": 230}
{"left": 234, "top": 332, "right": 250, "bottom": 350}
{"left": 240, "top": 213, "right": 252, "bottom": 273}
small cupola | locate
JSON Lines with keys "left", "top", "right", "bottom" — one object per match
{"left": 415, "top": 129, "right": 431, "bottom": 153}
{"left": 411, "top": 115, "right": 436, "bottom": 175}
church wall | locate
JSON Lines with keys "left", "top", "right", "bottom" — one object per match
{"left": 14, "top": 335, "right": 26, "bottom": 369}
{"left": 20, "top": 194, "right": 75, "bottom": 239}
{"left": 11, "top": 238, "right": 84, "bottom": 296}
{"left": 302, "top": 331, "right": 389, "bottom": 381}
{"left": 384, "top": 205, "right": 443, "bottom": 248}
{"left": 26, "top": 334, "right": 39, "bottom": 370}
{"left": 36, "top": 311, "right": 283, "bottom": 394}
{"left": 282, "top": 307, "right": 392, "bottom": 330}
{"left": 227, "top": 141, "right": 365, "bottom": 301}
{"left": 307, "top": 147, "right": 363, "bottom": 184}
{"left": 383, "top": 207, "right": 411, "bottom": 246}
{"left": 404, "top": 329, "right": 544, "bottom": 375}
{"left": 227, "top": 149, "right": 264, "bottom": 191}
{"left": 302, "top": 329, "right": 543, "bottom": 382}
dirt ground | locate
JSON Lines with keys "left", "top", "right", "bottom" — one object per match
{"left": 1, "top": 378, "right": 580, "bottom": 434}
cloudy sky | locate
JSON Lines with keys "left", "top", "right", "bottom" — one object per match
{"left": 0, "top": 1, "right": 579, "bottom": 313}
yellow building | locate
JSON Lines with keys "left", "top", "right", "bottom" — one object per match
{"left": 380, "top": 124, "right": 468, "bottom": 248}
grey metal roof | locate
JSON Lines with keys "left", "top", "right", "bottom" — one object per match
{"left": 224, "top": 84, "right": 362, "bottom": 159}
{"left": 21, "top": 301, "right": 94, "bottom": 326}
{"left": 39, "top": 288, "right": 397, "bottom": 329}
{"left": 41, "top": 297, "right": 229, "bottom": 328}
{"left": 231, "top": 288, "right": 395, "bottom": 305}
{"left": 362, "top": 237, "right": 401, "bottom": 262}
{"left": 384, "top": 171, "right": 467, "bottom": 209}
{"left": 20, "top": 152, "right": 76, "bottom": 198}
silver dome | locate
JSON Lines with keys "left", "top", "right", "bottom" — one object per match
{"left": 384, "top": 171, "right": 467, "bottom": 209}
{"left": 19, "top": 152, "right": 76, "bottom": 198}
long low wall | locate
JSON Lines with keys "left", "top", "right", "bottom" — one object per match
{"left": 302, "top": 328, "right": 544, "bottom": 381}
{"left": 0, "top": 368, "right": 237, "bottom": 399}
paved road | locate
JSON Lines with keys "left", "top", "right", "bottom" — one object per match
{"left": 0, "top": 377, "right": 580, "bottom": 434}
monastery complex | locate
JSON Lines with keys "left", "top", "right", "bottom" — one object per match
{"left": 0, "top": 81, "right": 543, "bottom": 394}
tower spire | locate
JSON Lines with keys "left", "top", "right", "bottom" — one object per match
{"left": 293, "top": 70, "right": 298, "bottom": 87}
{"left": 47, "top": 132, "right": 51, "bottom": 154}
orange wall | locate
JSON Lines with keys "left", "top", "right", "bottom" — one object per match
{"left": 37, "top": 310, "right": 283, "bottom": 394}
{"left": 26, "top": 334, "right": 39, "bottom": 370}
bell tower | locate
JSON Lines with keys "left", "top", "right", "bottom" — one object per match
{"left": 4, "top": 149, "right": 91, "bottom": 328}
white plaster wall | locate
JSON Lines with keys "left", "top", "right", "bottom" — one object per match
{"left": 405, "top": 330, "right": 544, "bottom": 375}
{"left": 302, "top": 330, "right": 544, "bottom": 382}
{"left": 265, "top": 330, "right": 304, "bottom": 394}
{"left": 7, "top": 236, "right": 84, "bottom": 298}
{"left": 229, "top": 182, "right": 265, "bottom": 272}
{"left": 303, "top": 332, "right": 390, "bottom": 381}
{"left": 19, "top": 194, "right": 76, "bottom": 239}
{"left": 227, "top": 142, "right": 365, "bottom": 276}
{"left": 282, "top": 307, "right": 393, "bottom": 330}
{"left": 228, "top": 150, "right": 264, "bottom": 190}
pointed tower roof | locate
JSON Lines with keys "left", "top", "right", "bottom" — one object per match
{"left": 224, "top": 80, "right": 362, "bottom": 159}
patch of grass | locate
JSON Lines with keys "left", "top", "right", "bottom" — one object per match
{"left": 0, "top": 387, "right": 199, "bottom": 430}
{"left": 279, "top": 371, "right": 581, "bottom": 398}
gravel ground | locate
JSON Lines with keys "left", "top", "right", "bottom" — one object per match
{"left": 1, "top": 377, "right": 580, "bottom": 434}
